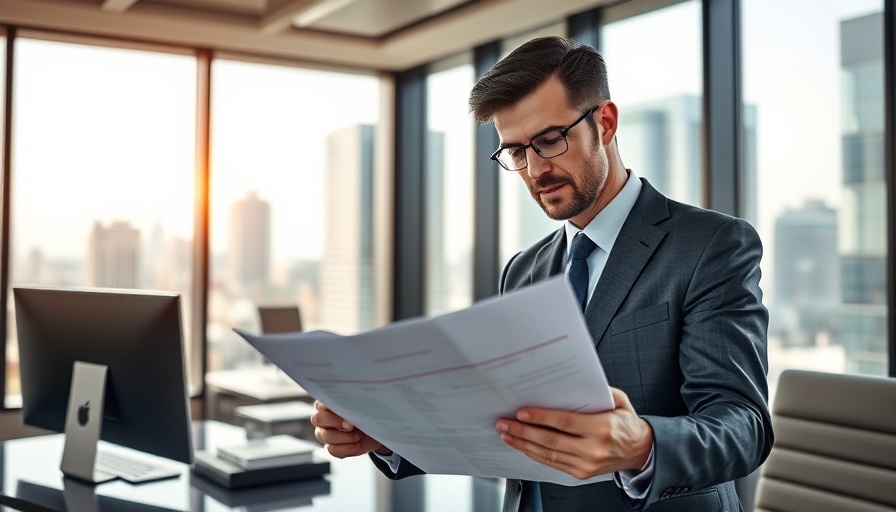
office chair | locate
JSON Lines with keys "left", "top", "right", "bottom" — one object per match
{"left": 257, "top": 305, "right": 303, "bottom": 334}
{"left": 755, "top": 369, "right": 896, "bottom": 512}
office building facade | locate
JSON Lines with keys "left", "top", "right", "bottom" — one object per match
{"left": 85, "top": 220, "right": 140, "bottom": 289}
{"left": 839, "top": 12, "right": 887, "bottom": 375}
{"left": 618, "top": 95, "right": 757, "bottom": 221}
{"left": 320, "top": 124, "right": 375, "bottom": 334}
{"left": 772, "top": 200, "right": 840, "bottom": 346}
{"left": 227, "top": 191, "right": 271, "bottom": 294}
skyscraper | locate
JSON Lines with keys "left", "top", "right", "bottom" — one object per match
{"left": 772, "top": 200, "right": 839, "bottom": 346}
{"left": 228, "top": 191, "right": 271, "bottom": 293}
{"left": 320, "top": 124, "right": 375, "bottom": 334}
{"left": 86, "top": 220, "right": 140, "bottom": 288}
{"left": 839, "top": 12, "right": 886, "bottom": 375}
{"left": 619, "top": 96, "right": 701, "bottom": 206}
{"left": 618, "top": 95, "right": 758, "bottom": 218}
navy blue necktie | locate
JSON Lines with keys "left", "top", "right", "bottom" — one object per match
{"left": 525, "top": 234, "right": 596, "bottom": 512}
{"left": 568, "top": 232, "right": 597, "bottom": 311}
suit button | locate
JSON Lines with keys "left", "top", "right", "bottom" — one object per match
{"left": 517, "top": 482, "right": 523, "bottom": 493}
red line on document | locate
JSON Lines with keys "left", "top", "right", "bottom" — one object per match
{"left": 373, "top": 349, "right": 432, "bottom": 363}
{"left": 306, "top": 334, "right": 569, "bottom": 385}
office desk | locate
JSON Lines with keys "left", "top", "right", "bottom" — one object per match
{"left": 0, "top": 421, "right": 503, "bottom": 512}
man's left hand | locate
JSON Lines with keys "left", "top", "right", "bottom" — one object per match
{"left": 495, "top": 387, "right": 653, "bottom": 479}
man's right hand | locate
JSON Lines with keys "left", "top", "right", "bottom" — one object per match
{"left": 311, "top": 400, "right": 390, "bottom": 458}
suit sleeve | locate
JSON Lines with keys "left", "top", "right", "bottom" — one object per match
{"left": 636, "top": 218, "right": 773, "bottom": 508}
{"left": 369, "top": 451, "right": 426, "bottom": 480}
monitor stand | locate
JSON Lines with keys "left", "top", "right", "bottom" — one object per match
{"left": 62, "top": 477, "right": 100, "bottom": 512}
{"left": 60, "top": 361, "right": 116, "bottom": 484}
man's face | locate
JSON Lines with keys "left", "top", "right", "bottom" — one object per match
{"left": 492, "top": 76, "right": 610, "bottom": 228}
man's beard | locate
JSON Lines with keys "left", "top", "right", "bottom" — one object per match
{"left": 531, "top": 171, "right": 601, "bottom": 221}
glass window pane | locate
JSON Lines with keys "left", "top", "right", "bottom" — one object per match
{"left": 425, "top": 54, "right": 475, "bottom": 315}
{"left": 8, "top": 39, "right": 197, "bottom": 406}
{"left": 743, "top": 1, "right": 886, "bottom": 389}
{"left": 208, "top": 60, "right": 379, "bottom": 373}
{"left": 601, "top": 0, "right": 703, "bottom": 208}
{"left": 421, "top": 53, "right": 477, "bottom": 508}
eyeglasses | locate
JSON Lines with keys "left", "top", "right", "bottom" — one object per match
{"left": 490, "top": 105, "right": 600, "bottom": 171}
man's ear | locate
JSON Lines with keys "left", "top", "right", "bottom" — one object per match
{"left": 597, "top": 101, "right": 619, "bottom": 145}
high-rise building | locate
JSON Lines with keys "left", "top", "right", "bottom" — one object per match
{"left": 619, "top": 96, "right": 701, "bottom": 206}
{"left": 320, "top": 124, "right": 375, "bottom": 334}
{"left": 86, "top": 220, "right": 140, "bottom": 288}
{"left": 618, "top": 95, "right": 758, "bottom": 219}
{"left": 772, "top": 200, "right": 839, "bottom": 346}
{"left": 228, "top": 191, "right": 271, "bottom": 293}
{"left": 839, "top": 12, "right": 886, "bottom": 375}
{"left": 143, "top": 220, "right": 165, "bottom": 289}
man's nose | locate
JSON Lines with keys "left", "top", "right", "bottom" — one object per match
{"left": 524, "top": 147, "right": 552, "bottom": 180}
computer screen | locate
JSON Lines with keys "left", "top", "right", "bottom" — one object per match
{"left": 14, "top": 286, "right": 194, "bottom": 481}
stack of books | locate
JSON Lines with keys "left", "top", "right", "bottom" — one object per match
{"left": 192, "top": 434, "right": 330, "bottom": 489}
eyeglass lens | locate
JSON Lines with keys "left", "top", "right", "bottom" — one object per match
{"left": 498, "top": 130, "right": 568, "bottom": 170}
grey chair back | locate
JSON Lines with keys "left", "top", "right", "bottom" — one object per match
{"left": 258, "top": 305, "right": 302, "bottom": 334}
{"left": 755, "top": 369, "right": 896, "bottom": 512}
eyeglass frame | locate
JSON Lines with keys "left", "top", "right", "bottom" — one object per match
{"left": 490, "top": 103, "right": 603, "bottom": 171}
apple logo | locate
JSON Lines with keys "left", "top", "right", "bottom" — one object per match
{"left": 77, "top": 401, "right": 90, "bottom": 427}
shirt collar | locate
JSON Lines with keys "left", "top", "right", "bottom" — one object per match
{"left": 564, "top": 169, "right": 642, "bottom": 258}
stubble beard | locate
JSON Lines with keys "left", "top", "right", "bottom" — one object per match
{"left": 531, "top": 153, "right": 607, "bottom": 222}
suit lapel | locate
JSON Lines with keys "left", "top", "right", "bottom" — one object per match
{"left": 530, "top": 228, "right": 566, "bottom": 283}
{"left": 584, "top": 180, "right": 670, "bottom": 348}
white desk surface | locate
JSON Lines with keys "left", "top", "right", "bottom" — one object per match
{"left": 0, "top": 420, "right": 502, "bottom": 512}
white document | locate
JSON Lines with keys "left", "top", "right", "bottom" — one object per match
{"left": 234, "top": 276, "right": 615, "bottom": 486}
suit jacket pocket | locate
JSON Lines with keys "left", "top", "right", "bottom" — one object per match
{"left": 648, "top": 488, "right": 723, "bottom": 512}
{"left": 610, "top": 302, "right": 669, "bottom": 335}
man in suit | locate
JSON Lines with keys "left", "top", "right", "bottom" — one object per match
{"left": 312, "top": 36, "right": 773, "bottom": 511}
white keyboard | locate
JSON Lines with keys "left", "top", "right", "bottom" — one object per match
{"left": 95, "top": 451, "right": 182, "bottom": 483}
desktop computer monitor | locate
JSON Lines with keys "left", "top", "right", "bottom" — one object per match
{"left": 14, "top": 286, "right": 194, "bottom": 484}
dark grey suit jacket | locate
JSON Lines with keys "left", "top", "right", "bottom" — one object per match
{"left": 373, "top": 179, "right": 773, "bottom": 511}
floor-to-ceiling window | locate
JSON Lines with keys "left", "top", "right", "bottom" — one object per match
{"left": 207, "top": 59, "right": 380, "bottom": 373}
{"left": 743, "top": 0, "right": 887, "bottom": 394}
{"left": 424, "top": 53, "right": 475, "bottom": 316}
{"left": 7, "top": 37, "right": 197, "bottom": 406}
{"left": 601, "top": 0, "right": 703, "bottom": 208}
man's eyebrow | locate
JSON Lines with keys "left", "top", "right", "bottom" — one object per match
{"left": 498, "top": 124, "right": 567, "bottom": 150}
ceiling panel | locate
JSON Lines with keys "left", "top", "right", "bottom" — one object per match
{"left": 304, "top": 0, "right": 474, "bottom": 38}
{"left": 148, "top": 0, "right": 266, "bottom": 16}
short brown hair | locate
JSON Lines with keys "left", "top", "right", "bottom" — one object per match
{"left": 469, "top": 36, "right": 611, "bottom": 123}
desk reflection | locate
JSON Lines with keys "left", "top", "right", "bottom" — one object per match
{"left": 0, "top": 421, "right": 503, "bottom": 512}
